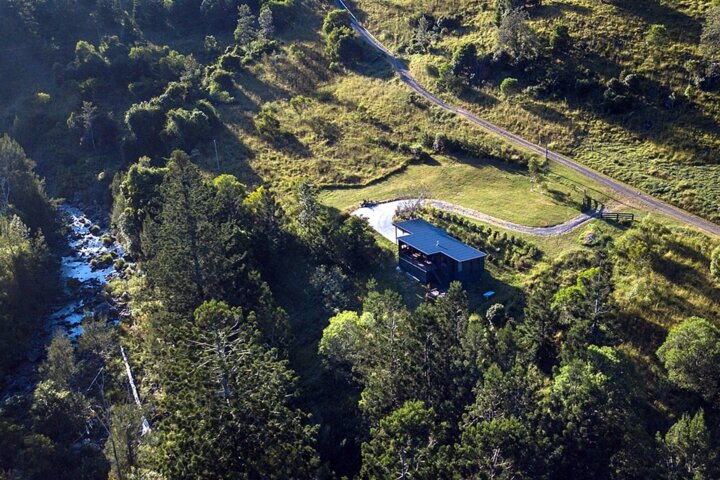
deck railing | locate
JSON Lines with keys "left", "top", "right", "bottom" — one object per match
{"left": 400, "top": 254, "right": 431, "bottom": 272}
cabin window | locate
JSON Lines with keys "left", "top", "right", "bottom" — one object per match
{"left": 458, "top": 262, "right": 463, "bottom": 272}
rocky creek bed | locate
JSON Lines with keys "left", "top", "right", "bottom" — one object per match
{"left": 1, "top": 204, "right": 132, "bottom": 399}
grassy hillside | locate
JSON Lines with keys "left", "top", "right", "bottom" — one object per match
{"left": 348, "top": 0, "right": 720, "bottom": 223}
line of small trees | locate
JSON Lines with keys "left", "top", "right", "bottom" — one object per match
{"left": 418, "top": 207, "right": 542, "bottom": 271}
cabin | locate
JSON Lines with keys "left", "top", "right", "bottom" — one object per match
{"left": 393, "top": 219, "right": 486, "bottom": 287}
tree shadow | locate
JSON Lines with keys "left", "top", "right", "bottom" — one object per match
{"left": 264, "top": 45, "right": 332, "bottom": 95}
{"left": 344, "top": 0, "right": 416, "bottom": 25}
{"left": 466, "top": 272, "right": 526, "bottom": 318}
{"left": 617, "top": 0, "right": 702, "bottom": 42}
{"left": 525, "top": 51, "right": 720, "bottom": 164}
{"left": 347, "top": 50, "right": 397, "bottom": 81}
{"left": 196, "top": 121, "right": 263, "bottom": 186}
{"left": 593, "top": 78, "right": 720, "bottom": 162}
{"left": 656, "top": 257, "right": 720, "bottom": 299}
{"left": 457, "top": 85, "right": 501, "bottom": 109}
{"left": 234, "top": 69, "right": 291, "bottom": 106}
{"left": 522, "top": 101, "right": 572, "bottom": 126}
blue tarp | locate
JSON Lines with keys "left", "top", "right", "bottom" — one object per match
{"left": 394, "top": 219, "right": 487, "bottom": 262}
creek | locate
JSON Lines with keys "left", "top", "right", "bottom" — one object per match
{"left": 1, "top": 205, "right": 129, "bottom": 399}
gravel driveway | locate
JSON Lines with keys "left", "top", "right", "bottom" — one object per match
{"left": 353, "top": 199, "right": 599, "bottom": 241}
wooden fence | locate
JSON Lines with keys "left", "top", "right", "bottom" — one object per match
{"left": 601, "top": 212, "right": 635, "bottom": 222}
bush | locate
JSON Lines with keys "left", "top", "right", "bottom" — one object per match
{"left": 711, "top": 246, "right": 720, "bottom": 282}
{"left": 209, "top": 68, "right": 234, "bottom": 90}
{"left": 254, "top": 106, "right": 282, "bottom": 139}
{"left": 322, "top": 9, "right": 352, "bottom": 35}
{"left": 550, "top": 24, "right": 570, "bottom": 52}
{"left": 156, "top": 81, "right": 189, "bottom": 110}
{"left": 325, "top": 26, "right": 362, "bottom": 63}
{"left": 323, "top": 9, "right": 362, "bottom": 64}
{"left": 500, "top": 77, "right": 520, "bottom": 97}
{"left": 262, "top": 0, "right": 295, "bottom": 31}
{"left": 603, "top": 78, "right": 634, "bottom": 114}
{"left": 124, "top": 102, "right": 165, "bottom": 152}
{"left": 162, "top": 108, "right": 212, "bottom": 150}
{"left": 657, "top": 317, "right": 720, "bottom": 404}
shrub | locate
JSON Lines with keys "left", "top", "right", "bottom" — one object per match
{"left": 163, "top": 108, "right": 211, "bottom": 150}
{"left": 325, "top": 26, "right": 362, "bottom": 63}
{"left": 550, "top": 24, "right": 570, "bottom": 52}
{"left": 322, "top": 9, "right": 352, "bottom": 35}
{"left": 263, "top": 0, "right": 295, "bottom": 31}
{"left": 711, "top": 246, "right": 720, "bottom": 282}
{"left": 254, "top": 106, "right": 282, "bottom": 139}
{"left": 209, "top": 68, "right": 234, "bottom": 90}
{"left": 322, "top": 9, "right": 362, "bottom": 64}
{"left": 645, "top": 24, "right": 669, "bottom": 48}
{"left": 500, "top": 77, "right": 520, "bottom": 97}
{"left": 657, "top": 317, "right": 720, "bottom": 404}
{"left": 35, "top": 92, "right": 51, "bottom": 104}
{"left": 603, "top": 78, "right": 634, "bottom": 114}
{"left": 125, "top": 102, "right": 165, "bottom": 152}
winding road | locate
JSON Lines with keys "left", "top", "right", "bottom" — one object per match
{"left": 336, "top": 0, "right": 720, "bottom": 238}
{"left": 353, "top": 199, "right": 600, "bottom": 241}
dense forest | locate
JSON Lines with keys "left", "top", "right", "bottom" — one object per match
{"left": 0, "top": 0, "right": 719, "bottom": 478}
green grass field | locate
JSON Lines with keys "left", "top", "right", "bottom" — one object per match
{"left": 322, "top": 154, "right": 589, "bottom": 227}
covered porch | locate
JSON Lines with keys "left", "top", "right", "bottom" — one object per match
{"left": 398, "top": 241, "right": 435, "bottom": 284}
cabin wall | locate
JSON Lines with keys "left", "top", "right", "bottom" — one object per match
{"left": 453, "top": 257, "right": 484, "bottom": 283}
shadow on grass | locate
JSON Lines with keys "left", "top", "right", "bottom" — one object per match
{"left": 465, "top": 271, "right": 526, "bottom": 319}
{"left": 347, "top": 50, "right": 397, "bottom": 81}
{"left": 234, "top": 69, "right": 291, "bottom": 105}
{"left": 198, "top": 122, "right": 263, "bottom": 186}
{"left": 619, "top": 0, "right": 702, "bottom": 42}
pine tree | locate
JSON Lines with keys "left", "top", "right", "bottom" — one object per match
{"left": 153, "top": 300, "right": 320, "bottom": 479}
{"left": 143, "top": 151, "right": 223, "bottom": 314}
{"left": 361, "top": 401, "right": 445, "bottom": 479}
{"left": 234, "top": 4, "right": 256, "bottom": 46}
{"left": 258, "top": 8, "right": 274, "bottom": 39}
{"left": 659, "top": 409, "right": 718, "bottom": 479}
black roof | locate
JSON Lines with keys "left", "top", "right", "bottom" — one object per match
{"left": 394, "top": 219, "right": 487, "bottom": 262}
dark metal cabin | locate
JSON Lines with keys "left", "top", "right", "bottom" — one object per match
{"left": 393, "top": 219, "right": 486, "bottom": 287}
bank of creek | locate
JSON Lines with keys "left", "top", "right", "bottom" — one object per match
{"left": 1, "top": 204, "right": 132, "bottom": 399}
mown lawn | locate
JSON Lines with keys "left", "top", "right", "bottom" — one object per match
{"left": 320, "top": 147, "right": 628, "bottom": 227}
